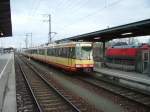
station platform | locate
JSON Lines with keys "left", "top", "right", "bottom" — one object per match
{"left": 94, "top": 67, "right": 150, "bottom": 85}
{"left": 0, "top": 53, "right": 16, "bottom": 112}
{"left": 94, "top": 66, "right": 150, "bottom": 92}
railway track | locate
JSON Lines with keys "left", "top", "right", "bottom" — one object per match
{"left": 17, "top": 55, "right": 99, "bottom": 112}
{"left": 15, "top": 57, "right": 39, "bottom": 112}
{"left": 17, "top": 57, "right": 80, "bottom": 112}
{"left": 77, "top": 75, "right": 150, "bottom": 109}
{"left": 22, "top": 55, "right": 150, "bottom": 112}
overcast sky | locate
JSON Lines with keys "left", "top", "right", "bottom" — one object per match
{"left": 1, "top": 0, "right": 150, "bottom": 48}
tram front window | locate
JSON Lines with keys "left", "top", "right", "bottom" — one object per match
{"left": 76, "top": 46, "right": 92, "bottom": 60}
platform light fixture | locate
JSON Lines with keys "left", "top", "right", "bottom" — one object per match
{"left": 94, "top": 37, "right": 101, "bottom": 40}
{"left": 78, "top": 40, "right": 83, "bottom": 42}
{"left": 0, "top": 31, "right": 4, "bottom": 36}
{"left": 121, "top": 32, "right": 133, "bottom": 36}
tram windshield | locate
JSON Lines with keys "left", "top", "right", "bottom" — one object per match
{"left": 76, "top": 46, "right": 92, "bottom": 60}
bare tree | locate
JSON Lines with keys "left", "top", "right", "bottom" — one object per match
{"left": 111, "top": 37, "right": 139, "bottom": 45}
{"left": 128, "top": 37, "right": 139, "bottom": 45}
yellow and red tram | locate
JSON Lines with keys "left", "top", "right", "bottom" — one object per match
{"left": 23, "top": 42, "right": 94, "bottom": 72}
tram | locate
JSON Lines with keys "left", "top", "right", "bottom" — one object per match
{"left": 24, "top": 42, "right": 94, "bottom": 72}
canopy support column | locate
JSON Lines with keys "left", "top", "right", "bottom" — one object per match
{"left": 102, "top": 41, "right": 105, "bottom": 61}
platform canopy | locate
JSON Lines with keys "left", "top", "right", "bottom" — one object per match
{"left": 0, "top": 0, "right": 12, "bottom": 38}
{"left": 56, "top": 19, "right": 150, "bottom": 42}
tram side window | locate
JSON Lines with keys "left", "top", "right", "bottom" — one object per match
{"left": 65, "top": 47, "right": 69, "bottom": 57}
{"left": 67, "top": 47, "right": 70, "bottom": 58}
{"left": 39, "top": 49, "right": 45, "bottom": 55}
{"left": 55, "top": 48, "right": 58, "bottom": 56}
{"left": 36, "top": 50, "right": 38, "bottom": 54}
{"left": 39, "top": 49, "right": 42, "bottom": 55}
{"left": 31, "top": 50, "right": 33, "bottom": 54}
{"left": 59, "top": 48, "right": 63, "bottom": 57}
{"left": 51, "top": 49, "right": 53, "bottom": 56}
{"left": 30, "top": 50, "right": 32, "bottom": 54}
{"left": 47, "top": 49, "right": 50, "bottom": 55}
{"left": 63, "top": 47, "right": 68, "bottom": 57}
{"left": 34, "top": 50, "right": 38, "bottom": 54}
{"left": 58, "top": 48, "right": 61, "bottom": 56}
{"left": 58, "top": 48, "right": 59, "bottom": 56}
{"left": 72, "top": 47, "right": 75, "bottom": 58}
{"left": 43, "top": 49, "right": 46, "bottom": 55}
{"left": 52, "top": 48, "right": 54, "bottom": 56}
{"left": 57, "top": 48, "right": 60, "bottom": 57}
{"left": 57, "top": 48, "right": 59, "bottom": 56}
{"left": 58, "top": 48, "right": 60, "bottom": 56}
{"left": 39, "top": 50, "right": 41, "bottom": 55}
{"left": 31, "top": 50, "right": 34, "bottom": 54}
{"left": 61, "top": 48, "right": 63, "bottom": 57}
{"left": 54, "top": 48, "right": 56, "bottom": 56}
{"left": 61, "top": 47, "right": 68, "bottom": 58}
{"left": 29, "top": 50, "right": 31, "bottom": 54}
{"left": 68, "top": 47, "right": 75, "bottom": 58}
{"left": 52, "top": 48, "right": 55, "bottom": 56}
{"left": 47, "top": 48, "right": 52, "bottom": 56}
{"left": 62, "top": 48, "right": 66, "bottom": 57}
{"left": 59, "top": 48, "right": 62, "bottom": 57}
{"left": 51, "top": 48, "right": 53, "bottom": 55}
{"left": 61, "top": 48, "right": 64, "bottom": 57}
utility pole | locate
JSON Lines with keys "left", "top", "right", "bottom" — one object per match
{"left": 19, "top": 42, "right": 22, "bottom": 52}
{"left": 25, "top": 33, "right": 32, "bottom": 48}
{"left": 43, "top": 14, "right": 51, "bottom": 43}
{"left": 105, "top": 0, "right": 107, "bottom": 8}
{"left": 29, "top": 33, "right": 32, "bottom": 48}
{"left": 48, "top": 14, "right": 51, "bottom": 43}
{"left": 25, "top": 34, "right": 28, "bottom": 49}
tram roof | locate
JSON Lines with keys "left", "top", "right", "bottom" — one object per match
{"left": 56, "top": 19, "right": 150, "bottom": 42}
{"left": 0, "top": 0, "right": 12, "bottom": 38}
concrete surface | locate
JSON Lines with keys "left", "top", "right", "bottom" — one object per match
{"left": 0, "top": 54, "right": 11, "bottom": 74}
{"left": 94, "top": 67, "right": 150, "bottom": 85}
{"left": 0, "top": 53, "right": 16, "bottom": 112}
{"left": 94, "top": 65, "right": 150, "bottom": 92}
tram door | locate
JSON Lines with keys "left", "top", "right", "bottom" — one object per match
{"left": 68, "top": 47, "right": 72, "bottom": 67}
{"left": 142, "top": 50, "right": 150, "bottom": 73}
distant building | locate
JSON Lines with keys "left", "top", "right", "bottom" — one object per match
{"left": 3, "top": 47, "right": 14, "bottom": 53}
{"left": 0, "top": 48, "right": 3, "bottom": 54}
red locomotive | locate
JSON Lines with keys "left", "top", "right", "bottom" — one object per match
{"left": 105, "top": 43, "right": 150, "bottom": 73}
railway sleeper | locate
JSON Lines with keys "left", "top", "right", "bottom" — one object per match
{"left": 40, "top": 99, "right": 60, "bottom": 103}
{"left": 37, "top": 96, "right": 56, "bottom": 100}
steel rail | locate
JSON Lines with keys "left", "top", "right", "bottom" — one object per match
{"left": 17, "top": 59, "right": 43, "bottom": 112}
{"left": 20, "top": 56, "right": 81, "bottom": 112}
{"left": 78, "top": 76, "right": 150, "bottom": 109}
